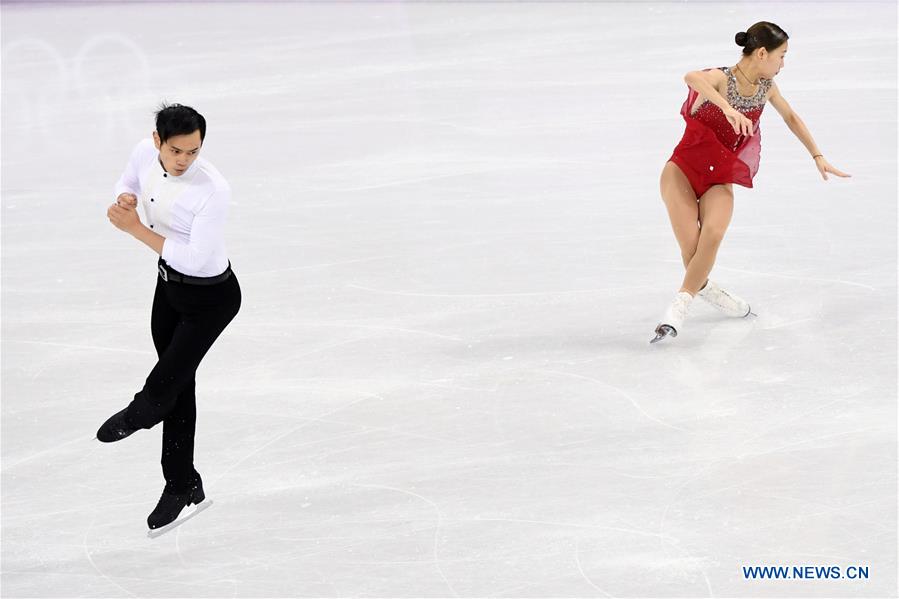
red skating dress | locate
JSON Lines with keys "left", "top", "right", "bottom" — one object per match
{"left": 669, "top": 66, "right": 772, "bottom": 198}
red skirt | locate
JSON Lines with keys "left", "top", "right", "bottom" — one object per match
{"left": 669, "top": 86, "right": 763, "bottom": 198}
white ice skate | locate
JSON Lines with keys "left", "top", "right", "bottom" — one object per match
{"left": 651, "top": 291, "right": 693, "bottom": 343}
{"left": 697, "top": 280, "right": 752, "bottom": 318}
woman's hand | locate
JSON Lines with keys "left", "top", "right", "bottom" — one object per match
{"left": 814, "top": 156, "right": 851, "bottom": 181}
{"left": 107, "top": 200, "right": 142, "bottom": 235}
{"left": 724, "top": 108, "right": 753, "bottom": 137}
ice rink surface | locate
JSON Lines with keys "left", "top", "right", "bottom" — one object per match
{"left": 2, "top": 1, "right": 896, "bottom": 597}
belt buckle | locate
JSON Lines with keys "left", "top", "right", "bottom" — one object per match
{"left": 158, "top": 264, "right": 168, "bottom": 282}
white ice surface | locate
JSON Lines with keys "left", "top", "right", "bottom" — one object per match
{"left": 1, "top": 2, "right": 896, "bottom": 597}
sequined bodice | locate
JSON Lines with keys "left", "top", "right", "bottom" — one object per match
{"left": 689, "top": 66, "right": 772, "bottom": 151}
{"left": 721, "top": 66, "right": 772, "bottom": 112}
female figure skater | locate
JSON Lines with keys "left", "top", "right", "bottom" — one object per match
{"left": 652, "top": 21, "right": 850, "bottom": 343}
{"left": 98, "top": 103, "right": 241, "bottom": 529}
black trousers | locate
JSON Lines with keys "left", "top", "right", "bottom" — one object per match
{"left": 126, "top": 263, "right": 241, "bottom": 493}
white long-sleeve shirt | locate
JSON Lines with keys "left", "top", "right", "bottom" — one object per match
{"left": 115, "top": 138, "right": 230, "bottom": 277}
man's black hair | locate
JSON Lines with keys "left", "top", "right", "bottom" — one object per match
{"left": 155, "top": 103, "right": 206, "bottom": 144}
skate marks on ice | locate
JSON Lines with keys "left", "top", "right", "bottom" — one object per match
{"left": 81, "top": 511, "right": 139, "bottom": 599}
{"left": 351, "top": 483, "right": 458, "bottom": 597}
{"left": 5, "top": 433, "right": 103, "bottom": 471}
{"left": 661, "top": 260, "right": 879, "bottom": 293}
{"left": 147, "top": 500, "right": 214, "bottom": 539}
{"left": 348, "top": 282, "right": 657, "bottom": 299}
{"left": 537, "top": 369, "right": 688, "bottom": 433}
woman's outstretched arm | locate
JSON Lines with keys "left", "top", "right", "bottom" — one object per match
{"left": 768, "top": 81, "right": 851, "bottom": 180}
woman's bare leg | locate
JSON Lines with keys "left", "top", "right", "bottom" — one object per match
{"left": 681, "top": 183, "right": 734, "bottom": 294}
{"left": 660, "top": 161, "right": 701, "bottom": 270}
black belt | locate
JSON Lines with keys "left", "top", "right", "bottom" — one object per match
{"left": 158, "top": 260, "right": 232, "bottom": 285}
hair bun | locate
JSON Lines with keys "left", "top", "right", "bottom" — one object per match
{"left": 735, "top": 31, "right": 748, "bottom": 46}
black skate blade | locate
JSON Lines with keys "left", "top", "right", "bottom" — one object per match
{"left": 147, "top": 499, "right": 213, "bottom": 539}
{"left": 650, "top": 324, "right": 677, "bottom": 344}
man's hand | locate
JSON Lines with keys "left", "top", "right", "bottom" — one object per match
{"left": 107, "top": 193, "right": 164, "bottom": 255}
{"left": 116, "top": 193, "right": 138, "bottom": 209}
{"left": 107, "top": 201, "right": 141, "bottom": 235}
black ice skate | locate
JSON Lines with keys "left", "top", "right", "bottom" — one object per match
{"left": 147, "top": 477, "right": 206, "bottom": 530}
{"left": 96, "top": 408, "right": 138, "bottom": 443}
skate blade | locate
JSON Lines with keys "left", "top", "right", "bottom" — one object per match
{"left": 147, "top": 499, "right": 213, "bottom": 539}
{"left": 650, "top": 325, "right": 677, "bottom": 344}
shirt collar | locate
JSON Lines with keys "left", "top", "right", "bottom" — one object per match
{"left": 156, "top": 155, "right": 201, "bottom": 179}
